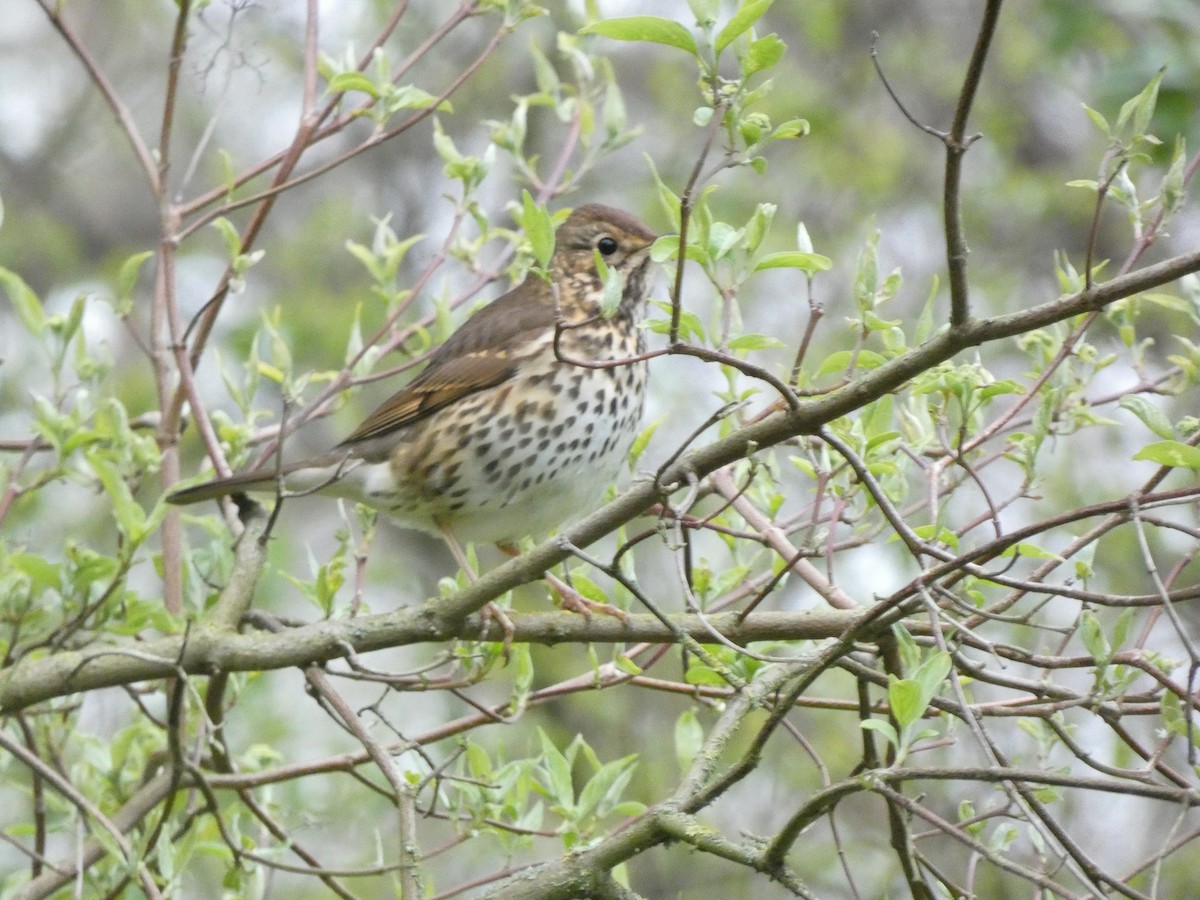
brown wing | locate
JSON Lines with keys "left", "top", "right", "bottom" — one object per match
{"left": 337, "top": 277, "right": 554, "bottom": 448}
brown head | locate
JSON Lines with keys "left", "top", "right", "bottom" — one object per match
{"left": 550, "top": 203, "right": 658, "bottom": 322}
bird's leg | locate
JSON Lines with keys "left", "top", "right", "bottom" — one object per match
{"left": 438, "top": 525, "right": 515, "bottom": 650}
{"left": 496, "top": 542, "right": 629, "bottom": 621}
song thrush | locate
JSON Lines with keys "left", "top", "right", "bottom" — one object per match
{"left": 168, "top": 204, "right": 658, "bottom": 553}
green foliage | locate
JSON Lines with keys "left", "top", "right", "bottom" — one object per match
{"left": 446, "top": 730, "right": 643, "bottom": 854}
{"left": 4, "top": 3, "right": 1200, "bottom": 898}
{"left": 1133, "top": 439, "right": 1200, "bottom": 468}
{"left": 322, "top": 47, "right": 453, "bottom": 126}
{"left": 517, "top": 190, "right": 555, "bottom": 272}
{"left": 344, "top": 215, "right": 424, "bottom": 304}
{"left": 674, "top": 708, "right": 705, "bottom": 773}
{"left": 211, "top": 216, "right": 265, "bottom": 294}
{"left": 861, "top": 626, "right": 952, "bottom": 765}
{"left": 581, "top": 16, "right": 699, "bottom": 56}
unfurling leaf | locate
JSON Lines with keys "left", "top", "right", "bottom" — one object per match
{"left": 1133, "top": 440, "right": 1200, "bottom": 468}
{"left": 581, "top": 17, "right": 698, "bottom": 56}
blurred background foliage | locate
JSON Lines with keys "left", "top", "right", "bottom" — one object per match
{"left": 2, "top": 1, "right": 1199, "bottom": 897}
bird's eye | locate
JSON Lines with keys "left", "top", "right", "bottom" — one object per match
{"left": 597, "top": 236, "right": 619, "bottom": 255}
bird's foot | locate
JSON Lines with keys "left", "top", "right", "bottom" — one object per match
{"left": 481, "top": 601, "right": 516, "bottom": 655}
{"left": 544, "top": 572, "right": 629, "bottom": 621}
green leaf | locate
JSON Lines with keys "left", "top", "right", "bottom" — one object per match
{"left": 853, "top": 229, "right": 881, "bottom": 312}
{"left": 1160, "top": 691, "right": 1187, "bottom": 737}
{"left": 115, "top": 251, "right": 154, "bottom": 316}
{"left": 816, "top": 349, "right": 886, "bottom": 376}
{"left": 727, "top": 333, "right": 785, "bottom": 351}
{"left": 683, "top": 664, "right": 727, "bottom": 686}
{"left": 863, "top": 398, "right": 896, "bottom": 442}
{"left": 211, "top": 216, "right": 244, "bottom": 261}
{"left": 892, "top": 623, "right": 921, "bottom": 674}
{"left": 510, "top": 641, "right": 535, "bottom": 699}
{"left": 613, "top": 653, "right": 642, "bottom": 675}
{"left": 385, "top": 84, "right": 447, "bottom": 113}
{"left": 87, "top": 452, "right": 147, "bottom": 545}
{"left": 745, "top": 33, "right": 786, "bottom": 75}
{"left": 327, "top": 72, "right": 379, "bottom": 97}
{"left": 0, "top": 268, "right": 46, "bottom": 336}
{"left": 645, "top": 154, "right": 682, "bottom": 231}
{"left": 520, "top": 191, "right": 556, "bottom": 270}
{"left": 912, "top": 651, "right": 951, "bottom": 705}
{"left": 958, "top": 799, "right": 977, "bottom": 826}
{"left": 789, "top": 455, "right": 815, "bottom": 478}
{"left": 1116, "top": 67, "right": 1164, "bottom": 138}
{"left": 743, "top": 202, "right": 776, "bottom": 255}
{"left": 689, "top": 0, "right": 719, "bottom": 25}
{"left": 674, "top": 709, "right": 704, "bottom": 773}
{"left": 629, "top": 415, "right": 666, "bottom": 464}
{"left": 1133, "top": 440, "right": 1200, "bottom": 468}
{"left": 578, "top": 754, "right": 637, "bottom": 819}
{"left": 1073, "top": 542, "right": 1096, "bottom": 581}
{"left": 989, "top": 823, "right": 1018, "bottom": 854}
{"left": 715, "top": 0, "right": 773, "bottom": 54}
{"left": 1081, "top": 104, "right": 1110, "bottom": 137}
{"left": 902, "top": 525, "right": 959, "bottom": 549}
{"left": 570, "top": 572, "right": 610, "bottom": 607}
{"left": 913, "top": 276, "right": 939, "bottom": 345}
{"left": 466, "top": 740, "right": 492, "bottom": 778}
{"left": 594, "top": 249, "right": 623, "bottom": 318}
{"left": 754, "top": 251, "right": 832, "bottom": 274}
{"left": 736, "top": 111, "right": 770, "bottom": 146}
{"left": 529, "top": 41, "right": 560, "bottom": 97}
{"left": 1080, "top": 610, "right": 1110, "bottom": 664}
{"left": 998, "top": 541, "right": 1064, "bottom": 562}
{"left": 1111, "top": 608, "right": 1135, "bottom": 654}
{"left": 9, "top": 552, "right": 61, "bottom": 594}
{"left": 767, "top": 115, "right": 807, "bottom": 141}
{"left": 1118, "top": 396, "right": 1176, "bottom": 440}
{"left": 706, "top": 221, "right": 743, "bottom": 260}
{"left": 977, "top": 380, "right": 1024, "bottom": 401}
{"left": 612, "top": 801, "right": 648, "bottom": 819}
{"left": 888, "top": 678, "right": 924, "bottom": 728}
{"left": 256, "top": 361, "right": 285, "bottom": 384}
{"left": 1162, "top": 134, "right": 1188, "bottom": 216}
{"left": 601, "top": 72, "right": 628, "bottom": 140}
{"left": 860, "top": 718, "right": 898, "bottom": 748}
{"left": 711, "top": 564, "right": 751, "bottom": 598}
{"left": 795, "top": 222, "right": 814, "bottom": 254}
{"left": 650, "top": 234, "right": 706, "bottom": 264}
{"left": 580, "top": 17, "right": 698, "bottom": 56}
{"left": 647, "top": 300, "right": 705, "bottom": 342}
{"left": 537, "top": 729, "right": 576, "bottom": 810}
{"left": 344, "top": 240, "right": 381, "bottom": 283}
{"left": 1139, "top": 291, "right": 1193, "bottom": 317}
{"left": 431, "top": 118, "right": 463, "bottom": 167}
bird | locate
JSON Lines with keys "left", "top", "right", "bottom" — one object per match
{"left": 168, "top": 204, "right": 658, "bottom": 597}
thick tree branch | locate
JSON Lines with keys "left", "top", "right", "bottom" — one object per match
{"left": 0, "top": 608, "right": 858, "bottom": 714}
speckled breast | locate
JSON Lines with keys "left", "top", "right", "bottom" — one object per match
{"left": 379, "top": 319, "right": 647, "bottom": 544}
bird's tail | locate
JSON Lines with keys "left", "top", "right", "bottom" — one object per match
{"left": 166, "top": 454, "right": 354, "bottom": 505}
